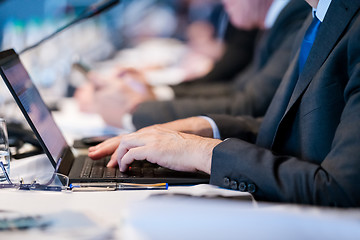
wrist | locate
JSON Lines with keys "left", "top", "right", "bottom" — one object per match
{"left": 159, "top": 117, "right": 213, "bottom": 137}
{"left": 194, "top": 137, "right": 222, "bottom": 174}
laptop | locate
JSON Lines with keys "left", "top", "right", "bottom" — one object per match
{"left": 0, "top": 49, "right": 209, "bottom": 185}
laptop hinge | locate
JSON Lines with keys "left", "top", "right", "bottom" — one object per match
{"left": 57, "top": 147, "right": 75, "bottom": 175}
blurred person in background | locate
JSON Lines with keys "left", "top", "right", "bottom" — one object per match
{"left": 74, "top": 0, "right": 273, "bottom": 128}
{"left": 132, "top": 0, "right": 310, "bottom": 129}
{"left": 76, "top": 0, "right": 310, "bottom": 131}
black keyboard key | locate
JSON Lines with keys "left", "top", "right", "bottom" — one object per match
{"left": 128, "top": 166, "right": 142, "bottom": 176}
{"left": 104, "top": 156, "right": 111, "bottom": 165}
{"left": 142, "top": 168, "right": 154, "bottom": 178}
{"left": 153, "top": 167, "right": 183, "bottom": 178}
{"left": 90, "top": 166, "right": 104, "bottom": 178}
{"left": 103, "top": 167, "right": 116, "bottom": 178}
{"left": 93, "top": 158, "right": 105, "bottom": 167}
{"left": 116, "top": 169, "right": 129, "bottom": 178}
{"left": 80, "top": 158, "right": 93, "bottom": 178}
{"left": 142, "top": 161, "right": 157, "bottom": 168}
{"left": 130, "top": 161, "right": 142, "bottom": 168}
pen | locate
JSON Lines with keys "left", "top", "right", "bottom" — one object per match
{"left": 117, "top": 183, "right": 168, "bottom": 190}
{"left": 69, "top": 182, "right": 168, "bottom": 192}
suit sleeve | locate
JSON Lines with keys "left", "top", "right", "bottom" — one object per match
{"left": 210, "top": 26, "right": 360, "bottom": 207}
{"left": 132, "top": 97, "right": 232, "bottom": 129}
{"left": 207, "top": 114, "right": 262, "bottom": 143}
{"left": 171, "top": 28, "right": 259, "bottom": 98}
{"left": 132, "top": 30, "right": 298, "bottom": 130}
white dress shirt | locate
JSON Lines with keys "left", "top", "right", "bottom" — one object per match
{"left": 314, "top": 0, "right": 332, "bottom": 22}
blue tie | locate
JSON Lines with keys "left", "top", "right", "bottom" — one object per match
{"left": 299, "top": 15, "right": 321, "bottom": 74}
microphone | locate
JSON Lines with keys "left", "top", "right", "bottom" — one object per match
{"left": 19, "top": 0, "right": 120, "bottom": 55}
{"left": 81, "top": 0, "right": 120, "bottom": 19}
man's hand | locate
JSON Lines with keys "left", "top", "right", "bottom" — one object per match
{"left": 88, "top": 121, "right": 222, "bottom": 174}
{"left": 91, "top": 126, "right": 221, "bottom": 174}
{"left": 91, "top": 69, "right": 155, "bottom": 128}
{"left": 74, "top": 68, "right": 156, "bottom": 128}
{"left": 88, "top": 135, "right": 123, "bottom": 160}
{"left": 159, "top": 116, "right": 214, "bottom": 138}
{"left": 88, "top": 116, "right": 215, "bottom": 160}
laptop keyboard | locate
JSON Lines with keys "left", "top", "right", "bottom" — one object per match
{"left": 80, "top": 156, "right": 185, "bottom": 179}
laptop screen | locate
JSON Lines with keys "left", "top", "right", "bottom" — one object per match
{"left": 0, "top": 51, "right": 68, "bottom": 165}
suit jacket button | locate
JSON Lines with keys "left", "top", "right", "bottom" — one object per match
{"left": 223, "top": 177, "right": 230, "bottom": 187}
{"left": 230, "top": 180, "right": 238, "bottom": 190}
{"left": 239, "top": 182, "right": 247, "bottom": 192}
{"left": 248, "top": 183, "right": 256, "bottom": 193}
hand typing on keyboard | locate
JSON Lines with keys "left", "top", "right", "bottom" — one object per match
{"left": 88, "top": 118, "right": 222, "bottom": 175}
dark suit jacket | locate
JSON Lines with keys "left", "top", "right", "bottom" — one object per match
{"left": 209, "top": 0, "right": 360, "bottom": 207}
{"left": 172, "top": 25, "right": 259, "bottom": 91}
{"left": 132, "top": 0, "right": 311, "bottom": 129}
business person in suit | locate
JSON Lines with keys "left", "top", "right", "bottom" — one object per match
{"left": 132, "top": 0, "right": 311, "bottom": 129}
{"left": 74, "top": 0, "right": 263, "bottom": 125}
{"left": 89, "top": 0, "right": 360, "bottom": 207}
{"left": 79, "top": 0, "right": 275, "bottom": 129}
{"left": 181, "top": 22, "right": 259, "bottom": 88}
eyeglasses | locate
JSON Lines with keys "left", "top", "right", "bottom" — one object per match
{"left": 0, "top": 162, "right": 69, "bottom": 191}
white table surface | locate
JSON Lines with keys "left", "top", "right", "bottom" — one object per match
{"left": 1, "top": 99, "right": 360, "bottom": 239}
{"left": 2, "top": 154, "right": 360, "bottom": 240}
{"left": 1, "top": 154, "right": 255, "bottom": 240}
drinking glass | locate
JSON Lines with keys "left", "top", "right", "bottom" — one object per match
{"left": 0, "top": 118, "right": 10, "bottom": 181}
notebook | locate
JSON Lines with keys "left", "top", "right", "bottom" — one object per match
{"left": 0, "top": 49, "right": 209, "bottom": 185}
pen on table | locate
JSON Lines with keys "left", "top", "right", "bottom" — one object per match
{"left": 69, "top": 182, "right": 168, "bottom": 191}
{"left": 117, "top": 183, "right": 168, "bottom": 190}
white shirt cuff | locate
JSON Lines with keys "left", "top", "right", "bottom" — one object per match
{"left": 152, "top": 85, "right": 175, "bottom": 101}
{"left": 122, "top": 113, "right": 136, "bottom": 132}
{"left": 199, "top": 116, "right": 221, "bottom": 139}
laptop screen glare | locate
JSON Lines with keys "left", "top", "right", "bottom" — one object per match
{"left": 1, "top": 57, "right": 68, "bottom": 164}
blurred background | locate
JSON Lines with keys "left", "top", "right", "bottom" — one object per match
{"left": 0, "top": 0, "right": 226, "bottom": 120}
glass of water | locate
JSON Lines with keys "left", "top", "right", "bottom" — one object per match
{"left": 0, "top": 118, "right": 10, "bottom": 181}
